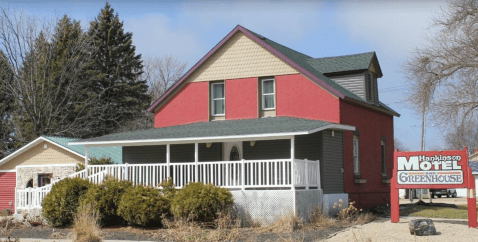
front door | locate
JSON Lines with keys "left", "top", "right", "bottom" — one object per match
{"left": 223, "top": 142, "right": 243, "bottom": 161}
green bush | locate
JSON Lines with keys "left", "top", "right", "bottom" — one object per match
{"left": 89, "top": 157, "right": 113, "bottom": 165}
{"left": 117, "top": 185, "right": 169, "bottom": 227}
{"left": 80, "top": 178, "right": 132, "bottom": 226}
{"left": 160, "top": 178, "right": 177, "bottom": 202}
{"left": 171, "top": 182, "right": 234, "bottom": 223}
{"left": 42, "top": 178, "right": 92, "bottom": 227}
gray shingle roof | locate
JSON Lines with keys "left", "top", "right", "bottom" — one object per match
{"left": 307, "top": 52, "right": 376, "bottom": 75}
{"left": 244, "top": 28, "right": 396, "bottom": 116}
{"left": 71, "top": 117, "right": 352, "bottom": 145}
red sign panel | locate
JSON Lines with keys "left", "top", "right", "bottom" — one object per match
{"left": 390, "top": 148, "right": 477, "bottom": 228}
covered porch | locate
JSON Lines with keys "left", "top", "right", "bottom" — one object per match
{"left": 73, "top": 117, "right": 355, "bottom": 191}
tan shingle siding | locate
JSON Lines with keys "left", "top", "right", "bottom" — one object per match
{"left": 187, "top": 32, "right": 298, "bottom": 83}
{"left": 0, "top": 141, "right": 83, "bottom": 170}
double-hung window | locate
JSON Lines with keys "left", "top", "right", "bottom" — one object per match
{"left": 211, "top": 82, "right": 225, "bottom": 116}
{"left": 353, "top": 135, "right": 360, "bottom": 174}
{"left": 261, "top": 79, "right": 275, "bottom": 110}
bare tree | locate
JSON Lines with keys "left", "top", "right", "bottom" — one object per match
{"left": 117, "top": 55, "right": 186, "bottom": 132}
{"left": 143, "top": 55, "right": 186, "bottom": 102}
{"left": 405, "top": 0, "right": 478, "bottom": 149}
{"left": 0, "top": 8, "right": 99, "bottom": 145}
{"left": 394, "top": 138, "right": 409, "bottom": 151}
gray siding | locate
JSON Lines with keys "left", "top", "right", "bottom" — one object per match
{"left": 170, "top": 144, "right": 194, "bottom": 163}
{"left": 372, "top": 73, "right": 379, "bottom": 105}
{"left": 330, "top": 73, "right": 365, "bottom": 100}
{"left": 321, "top": 130, "right": 344, "bottom": 194}
{"left": 198, "top": 143, "right": 222, "bottom": 162}
{"left": 295, "top": 132, "right": 321, "bottom": 161}
{"left": 243, "top": 139, "right": 290, "bottom": 160}
{"left": 123, "top": 145, "right": 166, "bottom": 164}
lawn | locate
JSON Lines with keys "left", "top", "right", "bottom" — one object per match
{"left": 400, "top": 204, "right": 478, "bottom": 219}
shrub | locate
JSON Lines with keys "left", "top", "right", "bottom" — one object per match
{"left": 171, "top": 182, "right": 234, "bottom": 223}
{"left": 117, "top": 185, "right": 169, "bottom": 227}
{"left": 160, "top": 178, "right": 177, "bottom": 202}
{"left": 42, "top": 178, "right": 92, "bottom": 227}
{"left": 80, "top": 178, "right": 132, "bottom": 226}
{"left": 72, "top": 204, "right": 101, "bottom": 242}
{"left": 89, "top": 157, "right": 113, "bottom": 165}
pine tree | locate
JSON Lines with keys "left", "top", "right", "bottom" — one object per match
{"left": 86, "top": 2, "right": 150, "bottom": 136}
{"left": 0, "top": 50, "right": 14, "bottom": 158}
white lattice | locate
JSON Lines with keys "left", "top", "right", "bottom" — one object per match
{"left": 295, "top": 190, "right": 323, "bottom": 222}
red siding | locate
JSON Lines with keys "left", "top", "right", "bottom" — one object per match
{"left": 340, "top": 101, "right": 394, "bottom": 208}
{"left": 0, "top": 172, "right": 16, "bottom": 212}
{"left": 276, "top": 74, "right": 340, "bottom": 123}
{"left": 154, "top": 82, "right": 209, "bottom": 128}
{"left": 226, "top": 78, "right": 258, "bottom": 120}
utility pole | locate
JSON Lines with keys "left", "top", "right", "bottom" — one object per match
{"left": 421, "top": 106, "right": 433, "bottom": 204}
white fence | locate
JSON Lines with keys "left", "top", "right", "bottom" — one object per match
{"left": 16, "top": 159, "right": 320, "bottom": 212}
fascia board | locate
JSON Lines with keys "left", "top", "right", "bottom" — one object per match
{"left": 69, "top": 123, "right": 356, "bottom": 147}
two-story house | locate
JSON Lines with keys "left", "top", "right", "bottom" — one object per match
{"left": 67, "top": 25, "right": 399, "bottom": 223}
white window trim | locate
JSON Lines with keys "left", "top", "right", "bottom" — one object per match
{"left": 211, "top": 82, "right": 225, "bottom": 116}
{"left": 261, "top": 78, "right": 275, "bottom": 110}
{"left": 381, "top": 140, "right": 386, "bottom": 176}
{"left": 353, "top": 135, "right": 360, "bottom": 174}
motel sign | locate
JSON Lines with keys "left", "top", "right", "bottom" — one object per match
{"left": 391, "top": 148, "right": 477, "bottom": 228}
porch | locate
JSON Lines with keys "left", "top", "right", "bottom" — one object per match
{"left": 17, "top": 117, "right": 354, "bottom": 223}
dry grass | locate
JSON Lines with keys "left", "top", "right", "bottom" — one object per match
{"left": 257, "top": 212, "right": 301, "bottom": 234}
{"left": 161, "top": 212, "right": 243, "bottom": 242}
{"left": 159, "top": 206, "right": 376, "bottom": 242}
{"left": 0, "top": 220, "right": 19, "bottom": 242}
{"left": 308, "top": 205, "right": 376, "bottom": 230}
{"left": 351, "top": 229, "right": 372, "bottom": 242}
{"left": 72, "top": 204, "right": 102, "bottom": 242}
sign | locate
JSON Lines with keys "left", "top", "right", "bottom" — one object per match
{"left": 390, "top": 148, "right": 477, "bottom": 228}
{"left": 396, "top": 154, "right": 464, "bottom": 185}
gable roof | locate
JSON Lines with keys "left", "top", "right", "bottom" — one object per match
{"left": 147, "top": 25, "right": 398, "bottom": 117}
{"left": 0, "top": 136, "right": 122, "bottom": 168}
{"left": 307, "top": 52, "right": 383, "bottom": 77}
{"left": 70, "top": 117, "right": 355, "bottom": 146}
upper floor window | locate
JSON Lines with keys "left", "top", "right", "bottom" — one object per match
{"left": 211, "top": 82, "right": 225, "bottom": 116}
{"left": 353, "top": 135, "right": 360, "bottom": 174}
{"left": 262, "top": 78, "right": 275, "bottom": 110}
{"left": 381, "top": 140, "right": 386, "bottom": 177}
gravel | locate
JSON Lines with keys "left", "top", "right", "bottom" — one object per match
{"left": 326, "top": 216, "right": 478, "bottom": 242}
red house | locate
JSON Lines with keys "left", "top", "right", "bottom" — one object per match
{"left": 68, "top": 25, "right": 399, "bottom": 223}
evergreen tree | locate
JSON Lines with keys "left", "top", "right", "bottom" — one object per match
{"left": 0, "top": 50, "right": 14, "bottom": 158}
{"left": 86, "top": 2, "right": 150, "bottom": 136}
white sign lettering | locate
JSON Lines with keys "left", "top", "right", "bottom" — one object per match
{"left": 397, "top": 155, "right": 463, "bottom": 185}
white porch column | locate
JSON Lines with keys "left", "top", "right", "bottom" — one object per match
{"left": 85, "top": 146, "right": 89, "bottom": 177}
{"left": 166, "top": 144, "right": 170, "bottom": 179}
{"left": 195, "top": 143, "right": 199, "bottom": 182}
{"left": 291, "top": 136, "right": 296, "bottom": 215}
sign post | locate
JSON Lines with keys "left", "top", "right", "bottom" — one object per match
{"left": 391, "top": 148, "right": 477, "bottom": 228}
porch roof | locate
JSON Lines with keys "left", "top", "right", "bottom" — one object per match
{"left": 69, "top": 117, "right": 355, "bottom": 147}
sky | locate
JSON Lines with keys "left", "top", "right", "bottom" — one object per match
{"left": 4, "top": 0, "right": 450, "bottom": 151}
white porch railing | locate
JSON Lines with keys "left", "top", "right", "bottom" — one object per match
{"left": 16, "top": 159, "right": 320, "bottom": 212}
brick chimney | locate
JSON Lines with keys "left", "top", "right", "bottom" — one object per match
{"left": 474, "top": 148, "right": 478, "bottom": 154}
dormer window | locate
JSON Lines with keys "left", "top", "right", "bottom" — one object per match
{"left": 261, "top": 78, "right": 275, "bottom": 110}
{"left": 211, "top": 82, "right": 225, "bottom": 116}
